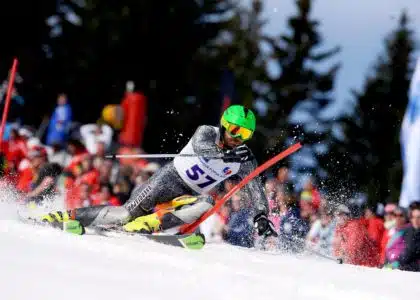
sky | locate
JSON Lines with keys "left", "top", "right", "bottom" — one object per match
{"left": 258, "top": 0, "right": 420, "bottom": 113}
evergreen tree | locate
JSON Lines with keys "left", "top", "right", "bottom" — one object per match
{"left": 45, "top": 0, "right": 234, "bottom": 152}
{"left": 222, "top": 0, "right": 269, "bottom": 109}
{"left": 320, "top": 11, "right": 415, "bottom": 204}
{"left": 190, "top": 0, "right": 271, "bottom": 160}
{"left": 261, "top": 0, "right": 340, "bottom": 176}
{"left": 0, "top": 1, "right": 58, "bottom": 125}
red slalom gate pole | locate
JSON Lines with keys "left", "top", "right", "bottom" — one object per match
{"left": 0, "top": 58, "right": 18, "bottom": 151}
{"left": 180, "top": 142, "right": 302, "bottom": 234}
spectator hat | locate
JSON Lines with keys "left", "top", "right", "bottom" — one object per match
{"left": 18, "top": 127, "right": 34, "bottom": 139}
{"left": 28, "top": 146, "right": 47, "bottom": 159}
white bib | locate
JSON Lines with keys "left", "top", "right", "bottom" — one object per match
{"left": 174, "top": 127, "right": 241, "bottom": 194}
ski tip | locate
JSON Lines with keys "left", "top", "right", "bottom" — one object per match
{"left": 179, "top": 233, "right": 206, "bottom": 250}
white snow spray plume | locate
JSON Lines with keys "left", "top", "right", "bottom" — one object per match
{"left": 0, "top": 183, "right": 23, "bottom": 220}
{"left": 0, "top": 181, "right": 66, "bottom": 221}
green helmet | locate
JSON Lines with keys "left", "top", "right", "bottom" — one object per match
{"left": 220, "top": 105, "right": 256, "bottom": 140}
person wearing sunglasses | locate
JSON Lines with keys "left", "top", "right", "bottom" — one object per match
{"left": 41, "top": 105, "right": 276, "bottom": 239}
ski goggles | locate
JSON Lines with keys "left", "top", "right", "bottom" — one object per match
{"left": 221, "top": 119, "right": 254, "bottom": 141}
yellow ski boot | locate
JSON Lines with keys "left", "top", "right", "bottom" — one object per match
{"left": 123, "top": 212, "right": 162, "bottom": 234}
{"left": 123, "top": 195, "right": 201, "bottom": 234}
{"left": 41, "top": 211, "right": 85, "bottom": 235}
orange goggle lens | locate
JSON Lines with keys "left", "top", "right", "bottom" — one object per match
{"left": 225, "top": 123, "right": 253, "bottom": 141}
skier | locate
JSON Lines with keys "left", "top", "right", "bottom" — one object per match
{"left": 42, "top": 105, "right": 276, "bottom": 238}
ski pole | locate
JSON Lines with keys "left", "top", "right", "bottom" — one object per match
{"left": 304, "top": 245, "right": 343, "bottom": 264}
{"left": 105, "top": 153, "right": 223, "bottom": 159}
{"left": 287, "top": 234, "right": 343, "bottom": 264}
{"left": 0, "top": 58, "right": 18, "bottom": 151}
{"left": 180, "top": 142, "right": 303, "bottom": 234}
{"left": 256, "top": 234, "right": 343, "bottom": 264}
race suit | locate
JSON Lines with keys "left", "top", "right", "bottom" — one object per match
{"left": 71, "top": 125, "right": 268, "bottom": 230}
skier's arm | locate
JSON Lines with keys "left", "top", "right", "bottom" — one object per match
{"left": 237, "top": 157, "right": 268, "bottom": 216}
{"left": 190, "top": 125, "right": 224, "bottom": 157}
{"left": 238, "top": 159, "right": 276, "bottom": 237}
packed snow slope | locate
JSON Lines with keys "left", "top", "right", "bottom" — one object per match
{"left": 0, "top": 202, "right": 418, "bottom": 300}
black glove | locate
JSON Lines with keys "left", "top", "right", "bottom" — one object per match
{"left": 254, "top": 213, "right": 278, "bottom": 237}
{"left": 223, "top": 145, "right": 254, "bottom": 163}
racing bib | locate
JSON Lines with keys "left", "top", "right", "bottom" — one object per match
{"left": 174, "top": 128, "right": 240, "bottom": 194}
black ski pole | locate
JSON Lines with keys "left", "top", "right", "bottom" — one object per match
{"left": 288, "top": 234, "right": 343, "bottom": 264}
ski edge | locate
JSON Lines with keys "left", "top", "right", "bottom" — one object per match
{"left": 17, "top": 213, "right": 205, "bottom": 250}
{"left": 90, "top": 226, "right": 206, "bottom": 250}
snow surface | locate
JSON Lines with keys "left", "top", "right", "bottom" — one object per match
{"left": 0, "top": 200, "right": 418, "bottom": 300}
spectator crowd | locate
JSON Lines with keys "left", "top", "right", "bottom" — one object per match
{"left": 202, "top": 166, "right": 420, "bottom": 272}
{"left": 0, "top": 93, "right": 419, "bottom": 273}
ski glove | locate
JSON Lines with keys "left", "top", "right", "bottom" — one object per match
{"left": 223, "top": 145, "right": 254, "bottom": 163}
{"left": 254, "top": 213, "right": 278, "bottom": 237}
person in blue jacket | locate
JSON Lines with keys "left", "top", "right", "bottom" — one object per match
{"left": 226, "top": 194, "right": 254, "bottom": 248}
{"left": 278, "top": 184, "right": 310, "bottom": 252}
{"left": 46, "top": 93, "right": 72, "bottom": 146}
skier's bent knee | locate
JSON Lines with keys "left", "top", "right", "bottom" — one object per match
{"left": 162, "top": 194, "right": 214, "bottom": 226}
{"left": 123, "top": 195, "right": 215, "bottom": 233}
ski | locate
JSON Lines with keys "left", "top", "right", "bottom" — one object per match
{"left": 90, "top": 226, "right": 205, "bottom": 250}
{"left": 17, "top": 213, "right": 205, "bottom": 250}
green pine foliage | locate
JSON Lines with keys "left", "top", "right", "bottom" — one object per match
{"left": 0, "top": 1, "right": 59, "bottom": 122}
{"left": 22, "top": 0, "right": 236, "bottom": 152}
{"left": 260, "top": 0, "right": 340, "bottom": 174}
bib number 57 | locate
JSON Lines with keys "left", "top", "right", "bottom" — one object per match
{"left": 186, "top": 164, "right": 216, "bottom": 189}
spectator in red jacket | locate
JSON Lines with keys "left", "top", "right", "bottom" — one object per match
{"left": 119, "top": 82, "right": 147, "bottom": 148}
{"left": 333, "top": 204, "right": 380, "bottom": 267}
{"left": 363, "top": 204, "right": 385, "bottom": 253}
{"left": 65, "top": 139, "right": 88, "bottom": 171}
{"left": 75, "top": 154, "right": 100, "bottom": 194}
{"left": 0, "top": 129, "right": 25, "bottom": 185}
{"left": 78, "top": 182, "right": 93, "bottom": 208}
{"left": 4, "top": 128, "right": 26, "bottom": 169}
{"left": 91, "top": 183, "right": 121, "bottom": 206}
{"left": 18, "top": 146, "right": 62, "bottom": 205}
